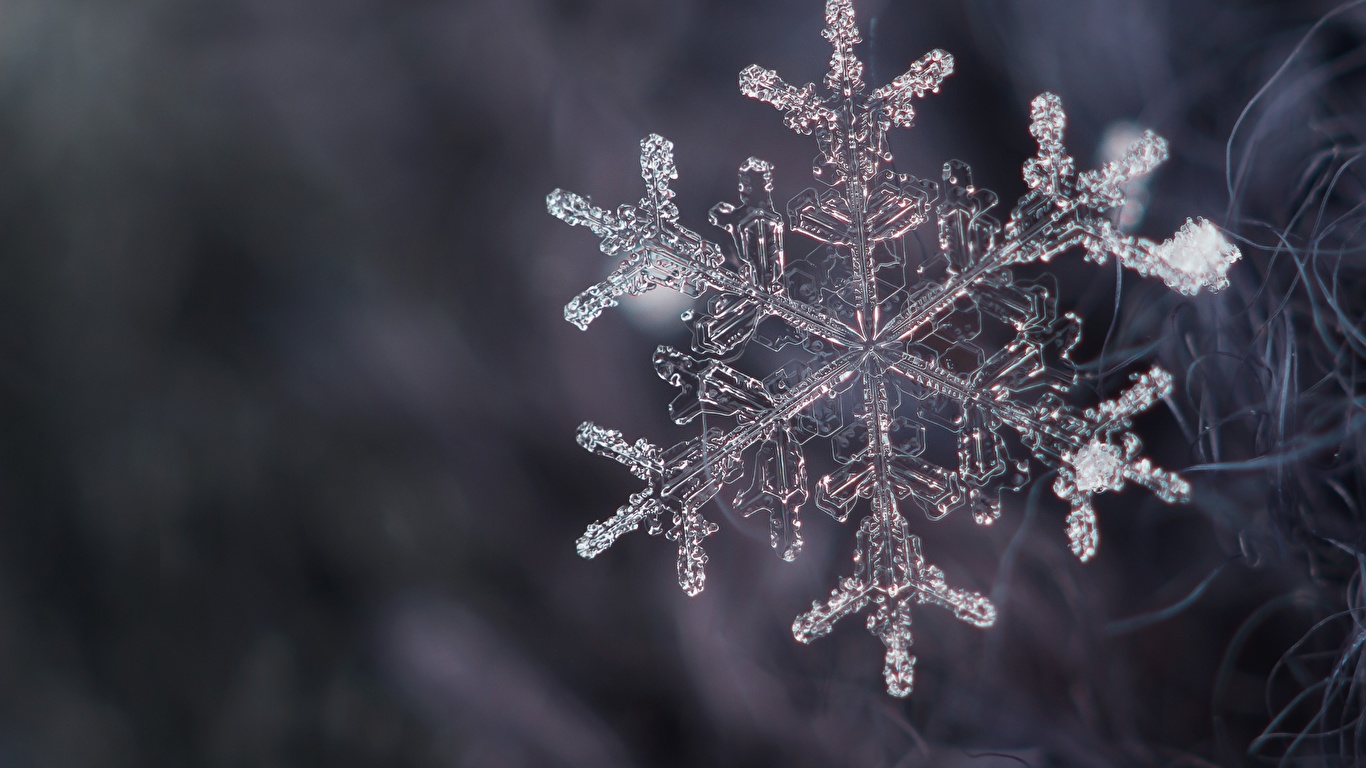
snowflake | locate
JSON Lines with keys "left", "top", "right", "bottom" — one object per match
{"left": 547, "top": 0, "right": 1240, "bottom": 697}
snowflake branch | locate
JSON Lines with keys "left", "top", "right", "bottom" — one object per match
{"left": 659, "top": 351, "right": 862, "bottom": 501}
{"left": 889, "top": 350, "right": 1192, "bottom": 557}
{"left": 871, "top": 49, "right": 954, "bottom": 129}
{"left": 821, "top": 0, "right": 865, "bottom": 96}
{"left": 795, "top": 500, "right": 994, "bottom": 697}
{"left": 738, "top": 65, "right": 836, "bottom": 135}
{"left": 553, "top": 137, "right": 862, "bottom": 344}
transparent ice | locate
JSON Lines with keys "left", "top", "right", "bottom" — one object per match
{"left": 548, "top": 0, "right": 1240, "bottom": 697}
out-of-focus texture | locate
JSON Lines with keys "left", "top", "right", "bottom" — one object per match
{"left": 0, "top": 0, "right": 1360, "bottom": 766}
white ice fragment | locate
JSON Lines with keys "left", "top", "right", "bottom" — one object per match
{"left": 1071, "top": 440, "right": 1126, "bottom": 493}
{"left": 1150, "top": 217, "right": 1241, "bottom": 294}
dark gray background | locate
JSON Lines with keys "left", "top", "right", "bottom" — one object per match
{"left": 0, "top": 0, "right": 1363, "bottom": 765}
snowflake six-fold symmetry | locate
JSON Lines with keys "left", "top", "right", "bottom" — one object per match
{"left": 548, "top": 0, "right": 1240, "bottom": 697}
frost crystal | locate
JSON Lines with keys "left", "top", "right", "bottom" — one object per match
{"left": 1149, "top": 217, "right": 1242, "bottom": 295}
{"left": 548, "top": 0, "right": 1239, "bottom": 696}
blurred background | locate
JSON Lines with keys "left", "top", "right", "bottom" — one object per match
{"left": 0, "top": 0, "right": 1362, "bottom": 765}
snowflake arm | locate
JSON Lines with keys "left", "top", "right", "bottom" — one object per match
{"left": 1005, "top": 93, "right": 1240, "bottom": 292}
{"left": 574, "top": 426, "right": 665, "bottom": 558}
{"left": 881, "top": 95, "right": 1238, "bottom": 344}
{"left": 652, "top": 335, "right": 817, "bottom": 560}
{"left": 550, "top": 137, "right": 860, "bottom": 345}
{"left": 821, "top": 0, "right": 865, "bottom": 95}
{"left": 889, "top": 343, "right": 1191, "bottom": 558}
{"left": 574, "top": 349, "right": 863, "bottom": 591}
{"left": 549, "top": 135, "right": 720, "bottom": 330}
{"left": 738, "top": 66, "right": 837, "bottom": 136}
{"left": 871, "top": 49, "right": 954, "bottom": 129}
{"left": 1077, "top": 128, "right": 1168, "bottom": 210}
{"left": 1021, "top": 92, "right": 1074, "bottom": 197}
{"left": 795, "top": 500, "right": 995, "bottom": 697}
{"left": 574, "top": 422, "right": 728, "bottom": 596}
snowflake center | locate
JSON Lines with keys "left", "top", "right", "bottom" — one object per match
{"left": 862, "top": 338, "right": 904, "bottom": 368}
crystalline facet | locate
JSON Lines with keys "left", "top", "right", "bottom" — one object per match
{"left": 548, "top": 0, "right": 1238, "bottom": 696}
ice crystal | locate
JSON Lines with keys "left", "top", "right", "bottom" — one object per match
{"left": 548, "top": 0, "right": 1240, "bottom": 697}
